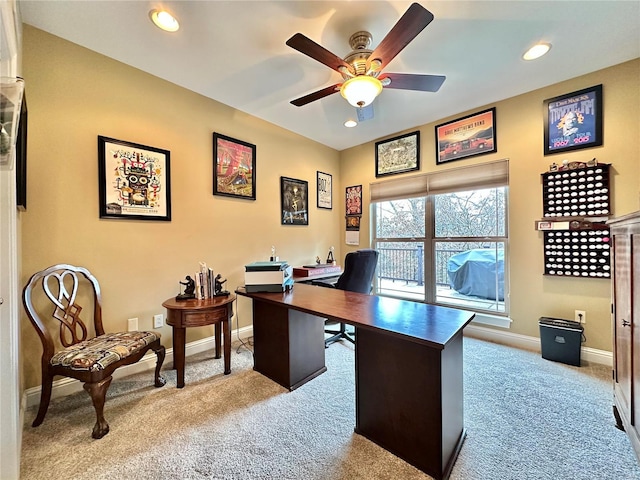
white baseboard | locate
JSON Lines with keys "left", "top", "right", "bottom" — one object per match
{"left": 472, "top": 313, "right": 513, "bottom": 329}
{"left": 464, "top": 324, "right": 612, "bottom": 366}
{"left": 26, "top": 322, "right": 612, "bottom": 408}
{"left": 25, "top": 325, "right": 254, "bottom": 408}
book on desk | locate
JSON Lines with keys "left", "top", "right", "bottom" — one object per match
{"left": 293, "top": 264, "right": 342, "bottom": 277}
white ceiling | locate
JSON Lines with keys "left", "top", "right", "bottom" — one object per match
{"left": 18, "top": 1, "right": 640, "bottom": 151}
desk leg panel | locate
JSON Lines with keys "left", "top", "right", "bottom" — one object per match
{"left": 440, "top": 331, "right": 465, "bottom": 480}
{"left": 253, "top": 301, "right": 326, "bottom": 390}
{"left": 355, "top": 328, "right": 464, "bottom": 480}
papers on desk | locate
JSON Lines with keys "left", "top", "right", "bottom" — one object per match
{"left": 245, "top": 267, "right": 292, "bottom": 284}
{"left": 245, "top": 261, "right": 293, "bottom": 292}
{"left": 245, "top": 278, "right": 294, "bottom": 293}
{"left": 245, "top": 261, "right": 289, "bottom": 271}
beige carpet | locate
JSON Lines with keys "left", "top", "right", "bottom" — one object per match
{"left": 20, "top": 337, "right": 640, "bottom": 479}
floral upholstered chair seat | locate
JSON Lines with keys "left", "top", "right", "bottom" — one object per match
{"left": 50, "top": 331, "right": 161, "bottom": 372}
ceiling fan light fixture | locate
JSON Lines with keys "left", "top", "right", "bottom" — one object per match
{"left": 523, "top": 42, "right": 551, "bottom": 60}
{"left": 149, "top": 9, "right": 180, "bottom": 32}
{"left": 340, "top": 76, "right": 383, "bottom": 108}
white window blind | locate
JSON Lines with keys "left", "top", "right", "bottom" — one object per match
{"left": 370, "top": 159, "right": 509, "bottom": 202}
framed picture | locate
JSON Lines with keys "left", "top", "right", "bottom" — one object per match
{"left": 345, "top": 185, "right": 362, "bottom": 216}
{"left": 375, "top": 131, "right": 420, "bottom": 177}
{"left": 543, "top": 84, "right": 603, "bottom": 155}
{"left": 213, "top": 132, "right": 256, "bottom": 200}
{"left": 435, "top": 107, "right": 496, "bottom": 164}
{"left": 280, "top": 176, "right": 308, "bottom": 225}
{"left": 317, "top": 171, "right": 332, "bottom": 209}
{"left": 346, "top": 215, "right": 360, "bottom": 231}
{"left": 98, "top": 136, "right": 171, "bottom": 221}
{"left": 16, "top": 91, "right": 27, "bottom": 210}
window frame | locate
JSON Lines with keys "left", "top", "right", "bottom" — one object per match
{"left": 371, "top": 160, "right": 510, "bottom": 316}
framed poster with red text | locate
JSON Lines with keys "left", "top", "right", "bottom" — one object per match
{"left": 345, "top": 185, "right": 362, "bottom": 216}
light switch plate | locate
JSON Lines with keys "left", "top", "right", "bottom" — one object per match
{"left": 127, "top": 318, "right": 138, "bottom": 331}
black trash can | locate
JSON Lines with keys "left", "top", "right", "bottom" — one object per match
{"left": 539, "top": 317, "right": 584, "bottom": 367}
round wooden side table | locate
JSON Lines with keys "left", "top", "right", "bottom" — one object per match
{"left": 162, "top": 294, "right": 235, "bottom": 388}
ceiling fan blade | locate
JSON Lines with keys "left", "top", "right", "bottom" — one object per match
{"left": 286, "top": 33, "right": 354, "bottom": 74}
{"left": 356, "top": 104, "right": 374, "bottom": 121}
{"left": 381, "top": 73, "right": 445, "bottom": 92}
{"left": 290, "top": 84, "right": 341, "bottom": 107}
{"left": 367, "top": 3, "right": 434, "bottom": 72}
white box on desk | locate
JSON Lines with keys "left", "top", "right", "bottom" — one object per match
{"left": 245, "top": 277, "right": 294, "bottom": 293}
{"left": 244, "top": 265, "right": 293, "bottom": 285}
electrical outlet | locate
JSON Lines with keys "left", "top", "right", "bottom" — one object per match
{"left": 153, "top": 314, "right": 164, "bottom": 329}
{"left": 127, "top": 317, "right": 138, "bottom": 331}
{"left": 575, "top": 310, "right": 586, "bottom": 324}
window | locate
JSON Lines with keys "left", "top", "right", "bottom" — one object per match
{"left": 432, "top": 187, "right": 506, "bottom": 313}
{"left": 375, "top": 198, "right": 426, "bottom": 301}
{"left": 371, "top": 160, "right": 509, "bottom": 316}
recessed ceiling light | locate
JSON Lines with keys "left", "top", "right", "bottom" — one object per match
{"left": 344, "top": 120, "right": 357, "bottom": 128}
{"left": 523, "top": 43, "right": 551, "bottom": 61}
{"left": 149, "top": 9, "right": 180, "bottom": 32}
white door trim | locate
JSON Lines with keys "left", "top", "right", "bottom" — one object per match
{"left": 0, "top": 1, "right": 23, "bottom": 478}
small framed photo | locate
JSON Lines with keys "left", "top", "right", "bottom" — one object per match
{"left": 346, "top": 215, "right": 360, "bottom": 231}
{"left": 317, "top": 171, "right": 332, "bottom": 209}
{"left": 213, "top": 132, "right": 256, "bottom": 200}
{"left": 98, "top": 136, "right": 171, "bottom": 221}
{"left": 345, "top": 185, "right": 362, "bottom": 216}
{"left": 435, "top": 108, "right": 496, "bottom": 164}
{"left": 543, "top": 84, "right": 603, "bottom": 155}
{"left": 280, "top": 176, "right": 308, "bottom": 225}
{"left": 375, "top": 131, "right": 420, "bottom": 177}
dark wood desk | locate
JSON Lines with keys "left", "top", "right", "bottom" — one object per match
{"left": 236, "top": 283, "right": 474, "bottom": 480}
{"left": 162, "top": 295, "right": 235, "bottom": 388}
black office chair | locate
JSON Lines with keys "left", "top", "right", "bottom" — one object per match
{"left": 314, "top": 249, "right": 379, "bottom": 346}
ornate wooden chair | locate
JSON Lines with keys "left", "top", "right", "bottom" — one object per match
{"left": 22, "top": 264, "right": 166, "bottom": 439}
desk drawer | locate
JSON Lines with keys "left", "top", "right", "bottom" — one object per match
{"left": 182, "top": 308, "right": 228, "bottom": 327}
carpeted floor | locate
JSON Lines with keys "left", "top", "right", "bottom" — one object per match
{"left": 20, "top": 336, "right": 640, "bottom": 479}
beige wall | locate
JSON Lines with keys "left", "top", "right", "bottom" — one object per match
{"left": 340, "top": 58, "right": 640, "bottom": 352}
{"left": 20, "top": 25, "right": 639, "bottom": 390}
{"left": 20, "top": 26, "right": 341, "bottom": 388}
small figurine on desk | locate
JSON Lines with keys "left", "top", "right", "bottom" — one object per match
{"left": 326, "top": 246, "right": 335, "bottom": 265}
{"left": 176, "top": 275, "right": 196, "bottom": 301}
{"left": 214, "top": 273, "right": 230, "bottom": 296}
{"left": 315, "top": 256, "right": 322, "bottom": 265}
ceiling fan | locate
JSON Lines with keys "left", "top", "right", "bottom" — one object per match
{"left": 286, "top": 2, "right": 445, "bottom": 110}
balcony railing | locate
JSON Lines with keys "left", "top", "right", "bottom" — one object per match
{"left": 375, "top": 244, "right": 505, "bottom": 313}
{"left": 377, "top": 245, "right": 465, "bottom": 286}
{"left": 377, "top": 245, "right": 424, "bottom": 285}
